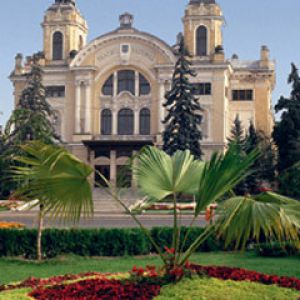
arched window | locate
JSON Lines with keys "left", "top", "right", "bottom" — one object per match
{"left": 196, "top": 26, "right": 207, "bottom": 56}
{"left": 101, "top": 109, "right": 112, "bottom": 135}
{"left": 118, "top": 70, "right": 135, "bottom": 95}
{"left": 139, "top": 108, "right": 151, "bottom": 135}
{"left": 118, "top": 109, "right": 134, "bottom": 135}
{"left": 139, "top": 74, "right": 151, "bottom": 96}
{"left": 53, "top": 31, "right": 63, "bottom": 60}
{"left": 102, "top": 75, "right": 113, "bottom": 96}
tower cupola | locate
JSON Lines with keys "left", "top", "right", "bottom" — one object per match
{"left": 42, "top": 0, "right": 88, "bottom": 64}
{"left": 184, "top": 0, "right": 224, "bottom": 59}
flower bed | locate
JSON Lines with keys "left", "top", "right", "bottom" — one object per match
{"left": 0, "top": 222, "right": 25, "bottom": 229}
{"left": 191, "top": 265, "right": 300, "bottom": 291}
{"left": 29, "top": 278, "right": 161, "bottom": 300}
{"left": 1, "top": 265, "right": 299, "bottom": 299}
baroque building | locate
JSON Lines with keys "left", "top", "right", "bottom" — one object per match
{"left": 10, "top": 0, "right": 275, "bottom": 188}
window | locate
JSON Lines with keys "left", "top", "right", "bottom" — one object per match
{"left": 192, "top": 83, "right": 211, "bottom": 95}
{"left": 118, "top": 109, "right": 134, "bottom": 135}
{"left": 121, "top": 44, "right": 129, "bottom": 54}
{"left": 101, "top": 109, "right": 112, "bottom": 135}
{"left": 102, "top": 75, "right": 113, "bottom": 96}
{"left": 53, "top": 32, "right": 63, "bottom": 60}
{"left": 118, "top": 70, "right": 135, "bottom": 95}
{"left": 45, "top": 86, "right": 65, "bottom": 98}
{"left": 139, "top": 74, "right": 151, "bottom": 96}
{"left": 196, "top": 26, "right": 207, "bottom": 56}
{"left": 232, "top": 90, "right": 253, "bottom": 101}
{"left": 139, "top": 108, "right": 151, "bottom": 135}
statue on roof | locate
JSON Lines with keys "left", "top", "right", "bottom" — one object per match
{"left": 55, "top": 0, "right": 76, "bottom": 6}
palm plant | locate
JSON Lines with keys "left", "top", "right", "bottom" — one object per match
{"left": 129, "top": 145, "right": 300, "bottom": 268}
{"left": 12, "top": 141, "right": 93, "bottom": 261}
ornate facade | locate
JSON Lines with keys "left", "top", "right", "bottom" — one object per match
{"left": 10, "top": 0, "right": 275, "bottom": 188}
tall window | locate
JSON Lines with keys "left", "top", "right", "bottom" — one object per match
{"left": 53, "top": 32, "right": 63, "bottom": 60}
{"left": 102, "top": 75, "right": 113, "bottom": 96}
{"left": 232, "top": 90, "right": 253, "bottom": 101}
{"left": 118, "top": 109, "right": 134, "bottom": 135}
{"left": 118, "top": 70, "right": 135, "bottom": 95}
{"left": 45, "top": 86, "right": 65, "bottom": 98}
{"left": 139, "top": 74, "right": 151, "bottom": 96}
{"left": 192, "top": 83, "right": 211, "bottom": 95}
{"left": 101, "top": 109, "right": 112, "bottom": 135}
{"left": 139, "top": 108, "right": 151, "bottom": 135}
{"left": 196, "top": 26, "right": 207, "bottom": 56}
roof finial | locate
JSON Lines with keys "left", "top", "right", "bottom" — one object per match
{"left": 189, "top": 0, "right": 216, "bottom": 4}
{"left": 119, "top": 12, "right": 134, "bottom": 29}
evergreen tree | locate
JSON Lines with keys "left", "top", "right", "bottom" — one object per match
{"left": 3, "top": 52, "right": 58, "bottom": 197}
{"left": 273, "top": 63, "right": 300, "bottom": 172}
{"left": 5, "top": 52, "right": 58, "bottom": 146}
{"left": 228, "top": 115, "right": 245, "bottom": 150}
{"left": 162, "top": 36, "right": 203, "bottom": 159}
{"left": 244, "top": 122, "right": 276, "bottom": 194}
{"left": 227, "top": 115, "right": 248, "bottom": 195}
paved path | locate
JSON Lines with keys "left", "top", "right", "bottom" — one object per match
{"left": 0, "top": 212, "right": 206, "bottom": 229}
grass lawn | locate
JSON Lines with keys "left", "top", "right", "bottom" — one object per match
{"left": 157, "top": 277, "right": 299, "bottom": 300}
{"left": 0, "top": 252, "right": 299, "bottom": 285}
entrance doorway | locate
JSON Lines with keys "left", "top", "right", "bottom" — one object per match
{"left": 117, "top": 165, "right": 132, "bottom": 188}
{"left": 95, "top": 165, "right": 110, "bottom": 187}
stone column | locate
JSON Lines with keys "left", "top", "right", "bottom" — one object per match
{"left": 135, "top": 71, "right": 139, "bottom": 96}
{"left": 110, "top": 150, "right": 117, "bottom": 187}
{"left": 113, "top": 72, "right": 118, "bottom": 97}
{"left": 75, "top": 82, "right": 81, "bottom": 133}
{"left": 134, "top": 110, "right": 139, "bottom": 135}
{"left": 131, "top": 150, "right": 138, "bottom": 189}
{"left": 84, "top": 81, "right": 92, "bottom": 134}
{"left": 158, "top": 80, "right": 166, "bottom": 133}
{"left": 112, "top": 110, "right": 118, "bottom": 135}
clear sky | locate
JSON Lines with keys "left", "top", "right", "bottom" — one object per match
{"left": 0, "top": 0, "right": 299, "bottom": 125}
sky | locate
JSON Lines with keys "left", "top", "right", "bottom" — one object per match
{"left": 0, "top": 0, "right": 299, "bottom": 126}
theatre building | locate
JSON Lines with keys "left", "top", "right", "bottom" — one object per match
{"left": 10, "top": 0, "right": 275, "bottom": 189}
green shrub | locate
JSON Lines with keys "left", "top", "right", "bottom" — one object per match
{"left": 254, "top": 241, "right": 299, "bottom": 257}
{"left": 0, "top": 227, "right": 222, "bottom": 258}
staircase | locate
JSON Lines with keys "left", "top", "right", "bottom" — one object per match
{"left": 93, "top": 188, "right": 142, "bottom": 213}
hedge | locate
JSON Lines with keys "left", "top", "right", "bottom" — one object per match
{"left": 0, "top": 227, "right": 222, "bottom": 258}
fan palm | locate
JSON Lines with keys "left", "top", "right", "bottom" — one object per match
{"left": 132, "top": 145, "right": 300, "bottom": 268}
{"left": 12, "top": 141, "right": 93, "bottom": 260}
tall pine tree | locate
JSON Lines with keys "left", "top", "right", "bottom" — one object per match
{"left": 3, "top": 52, "right": 58, "bottom": 197}
{"left": 5, "top": 52, "right": 58, "bottom": 146}
{"left": 273, "top": 63, "right": 300, "bottom": 172}
{"left": 227, "top": 115, "right": 248, "bottom": 195}
{"left": 162, "top": 36, "right": 203, "bottom": 159}
{"left": 244, "top": 121, "right": 276, "bottom": 194}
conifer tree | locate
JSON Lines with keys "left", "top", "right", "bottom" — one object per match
{"left": 162, "top": 36, "right": 203, "bottom": 159}
{"left": 5, "top": 52, "right": 58, "bottom": 146}
{"left": 244, "top": 121, "right": 276, "bottom": 194}
{"left": 3, "top": 52, "right": 58, "bottom": 197}
{"left": 228, "top": 115, "right": 245, "bottom": 151}
{"left": 273, "top": 63, "right": 300, "bottom": 172}
{"left": 227, "top": 115, "right": 248, "bottom": 195}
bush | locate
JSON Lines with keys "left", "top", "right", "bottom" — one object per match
{"left": 254, "top": 241, "right": 299, "bottom": 257}
{"left": 0, "top": 227, "right": 221, "bottom": 258}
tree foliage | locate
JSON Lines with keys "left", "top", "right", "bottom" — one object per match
{"left": 163, "top": 36, "right": 203, "bottom": 159}
{"left": 2, "top": 52, "right": 58, "bottom": 198}
{"left": 273, "top": 63, "right": 300, "bottom": 173}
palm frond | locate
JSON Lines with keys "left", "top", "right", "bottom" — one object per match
{"left": 215, "top": 193, "right": 300, "bottom": 250}
{"left": 12, "top": 141, "right": 94, "bottom": 223}
{"left": 134, "top": 146, "right": 204, "bottom": 202}
{"left": 195, "top": 144, "right": 259, "bottom": 215}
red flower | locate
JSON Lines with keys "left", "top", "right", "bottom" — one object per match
{"left": 164, "top": 246, "right": 175, "bottom": 254}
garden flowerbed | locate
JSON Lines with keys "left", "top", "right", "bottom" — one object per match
{"left": 0, "top": 264, "right": 299, "bottom": 299}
